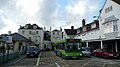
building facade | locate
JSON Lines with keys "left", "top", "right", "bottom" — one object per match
{"left": 77, "top": 0, "right": 120, "bottom": 52}
{"left": 63, "top": 26, "right": 77, "bottom": 39}
{"left": 51, "top": 29, "right": 63, "bottom": 42}
{"left": 18, "top": 24, "right": 44, "bottom": 49}
{"left": 77, "top": 20, "right": 101, "bottom": 49}
{"left": 43, "top": 31, "right": 52, "bottom": 50}
{"left": 98, "top": 0, "right": 120, "bottom": 52}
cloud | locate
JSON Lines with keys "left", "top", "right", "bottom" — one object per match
{"left": 64, "top": 0, "right": 103, "bottom": 28}
{"left": 0, "top": 0, "right": 105, "bottom": 34}
{"left": 35, "top": 0, "right": 58, "bottom": 27}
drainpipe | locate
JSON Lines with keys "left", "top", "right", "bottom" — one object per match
{"left": 115, "top": 40, "right": 118, "bottom": 52}
{"left": 101, "top": 40, "right": 103, "bottom": 49}
{"left": 86, "top": 42, "right": 88, "bottom": 47}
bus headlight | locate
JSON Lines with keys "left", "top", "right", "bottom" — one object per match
{"left": 80, "top": 54, "right": 82, "bottom": 56}
{"left": 65, "top": 54, "right": 68, "bottom": 56}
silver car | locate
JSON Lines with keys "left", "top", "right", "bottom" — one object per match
{"left": 82, "top": 47, "right": 91, "bottom": 57}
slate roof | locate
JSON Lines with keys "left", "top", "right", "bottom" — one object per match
{"left": 53, "top": 29, "right": 59, "bottom": 31}
{"left": 103, "top": 15, "right": 119, "bottom": 24}
{"left": 11, "top": 33, "right": 30, "bottom": 42}
{"left": 64, "top": 29, "right": 77, "bottom": 35}
{"left": 112, "top": 0, "right": 120, "bottom": 5}
{"left": 19, "top": 23, "right": 43, "bottom": 29}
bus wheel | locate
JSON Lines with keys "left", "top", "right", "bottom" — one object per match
{"left": 61, "top": 53, "right": 65, "bottom": 59}
{"left": 77, "top": 56, "right": 81, "bottom": 60}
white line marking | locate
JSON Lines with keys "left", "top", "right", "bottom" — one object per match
{"left": 81, "top": 60, "right": 92, "bottom": 67}
{"left": 55, "top": 62, "right": 61, "bottom": 67}
{"left": 36, "top": 53, "right": 41, "bottom": 66}
{"left": 102, "top": 62, "right": 106, "bottom": 67}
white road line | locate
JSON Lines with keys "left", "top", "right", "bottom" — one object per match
{"left": 102, "top": 62, "right": 106, "bottom": 67}
{"left": 54, "top": 52, "right": 69, "bottom": 66}
{"left": 81, "top": 60, "right": 92, "bottom": 67}
{"left": 36, "top": 52, "right": 41, "bottom": 67}
{"left": 55, "top": 62, "right": 61, "bottom": 67}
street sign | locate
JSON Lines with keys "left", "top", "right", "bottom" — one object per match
{"left": 5, "top": 36, "right": 12, "bottom": 44}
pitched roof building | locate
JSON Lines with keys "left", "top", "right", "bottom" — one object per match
{"left": 63, "top": 26, "right": 77, "bottom": 39}
{"left": 18, "top": 23, "right": 44, "bottom": 49}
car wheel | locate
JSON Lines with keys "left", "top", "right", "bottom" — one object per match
{"left": 104, "top": 55, "right": 107, "bottom": 59}
{"left": 26, "top": 55, "right": 29, "bottom": 58}
{"left": 94, "top": 54, "right": 97, "bottom": 57}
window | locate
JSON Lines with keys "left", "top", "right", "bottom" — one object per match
{"left": 36, "top": 31, "right": 39, "bottom": 34}
{"left": 91, "top": 24, "right": 96, "bottom": 29}
{"left": 53, "top": 32, "right": 55, "bottom": 35}
{"left": 29, "top": 37, "right": 31, "bottom": 40}
{"left": 29, "top": 31, "right": 32, "bottom": 35}
{"left": 113, "top": 21, "right": 118, "bottom": 31}
{"left": 33, "top": 26, "right": 37, "bottom": 29}
{"left": 22, "top": 31, "right": 25, "bottom": 34}
{"left": 110, "top": 6, "right": 112, "bottom": 11}
{"left": 57, "top": 32, "right": 59, "bottom": 35}
{"left": 83, "top": 27, "right": 86, "bottom": 31}
{"left": 105, "top": 6, "right": 113, "bottom": 13}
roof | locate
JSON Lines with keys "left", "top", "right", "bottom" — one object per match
{"left": 112, "top": 0, "right": 120, "bottom": 5}
{"left": 64, "top": 29, "right": 77, "bottom": 35}
{"left": 102, "top": 15, "right": 119, "bottom": 24}
{"left": 19, "top": 23, "right": 43, "bottom": 30}
{"left": 11, "top": 33, "right": 30, "bottom": 42}
{"left": 53, "top": 29, "right": 59, "bottom": 31}
{"left": 99, "top": 0, "right": 119, "bottom": 17}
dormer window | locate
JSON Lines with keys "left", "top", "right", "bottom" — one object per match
{"left": 91, "top": 23, "right": 96, "bottom": 29}
{"left": 83, "top": 27, "right": 86, "bottom": 32}
{"left": 33, "top": 26, "right": 37, "bottom": 29}
{"left": 24, "top": 26, "right": 28, "bottom": 29}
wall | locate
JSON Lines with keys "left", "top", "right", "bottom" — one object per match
{"left": 99, "top": 0, "right": 120, "bottom": 39}
{"left": 78, "top": 29, "right": 101, "bottom": 41}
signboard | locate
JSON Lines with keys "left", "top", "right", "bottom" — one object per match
{"left": 5, "top": 36, "right": 12, "bottom": 44}
{"left": 67, "top": 39, "right": 81, "bottom": 42}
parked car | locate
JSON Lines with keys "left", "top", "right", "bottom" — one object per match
{"left": 41, "top": 48, "right": 50, "bottom": 51}
{"left": 93, "top": 49, "right": 119, "bottom": 58}
{"left": 26, "top": 46, "right": 40, "bottom": 57}
{"left": 82, "top": 47, "right": 91, "bottom": 57}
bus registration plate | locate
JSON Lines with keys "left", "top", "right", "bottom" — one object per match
{"left": 72, "top": 57, "right": 76, "bottom": 58}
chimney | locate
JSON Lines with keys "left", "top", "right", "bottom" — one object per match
{"left": 8, "top": 31, "right": 12, "bottom": 35}
{"left": 82, "top": 19, "right": 86, "bottom": 26}
{"left": 71, "top": 26, "right": 74, "bottom": 29}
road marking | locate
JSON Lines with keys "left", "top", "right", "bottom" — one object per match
{"left": 36, "top": 52, "right": 41, "bottom": 67}
{"left": 102, "top": 62, "right": 106, "bottom": 67}
{"left": 55, "top": 62, "right": 61, "bottom": 67}
{"left": 55, "top": 55, "right": 69, "bottom": 66}
{"left": 81, "top": 60, "right": 92, "bottom": 67}
{"left": 51, "top": 51, "right": 69, "bottom": 66}
{"left": 5, "top": 55, "right": 26, "bottom": 66}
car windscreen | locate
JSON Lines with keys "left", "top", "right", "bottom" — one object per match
{"left": 27, "top": 47, "right": 38, "bottom": 51}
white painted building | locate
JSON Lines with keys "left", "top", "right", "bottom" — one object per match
{"left": 99, "top": 0, "right": 120, "bottom": 39}
{"left": 98, "top": 0, "right": 120, "bottom": 52}
{"left": 18, "top": 24, "right": 44, "bottom": 49}
{"left": 77, "top": 20, "right": 101, "bottom": 49}
{"left": 51, "top": 29, "right": 63, "bottom": 43}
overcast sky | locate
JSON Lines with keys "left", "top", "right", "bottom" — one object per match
{"left": 0, "top": 0, "right": 105, "bottom": 34}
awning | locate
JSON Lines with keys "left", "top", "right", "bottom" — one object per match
{"left": 102, "top": 15, "right": 119, "bottom": 25}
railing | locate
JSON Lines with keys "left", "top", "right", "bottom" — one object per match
{"left": 0, "top": 50, "right": 25, "bottom": 65}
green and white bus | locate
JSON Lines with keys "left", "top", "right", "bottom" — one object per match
{"left": 54, "top": 38, "right": 82, "bottom": 59}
